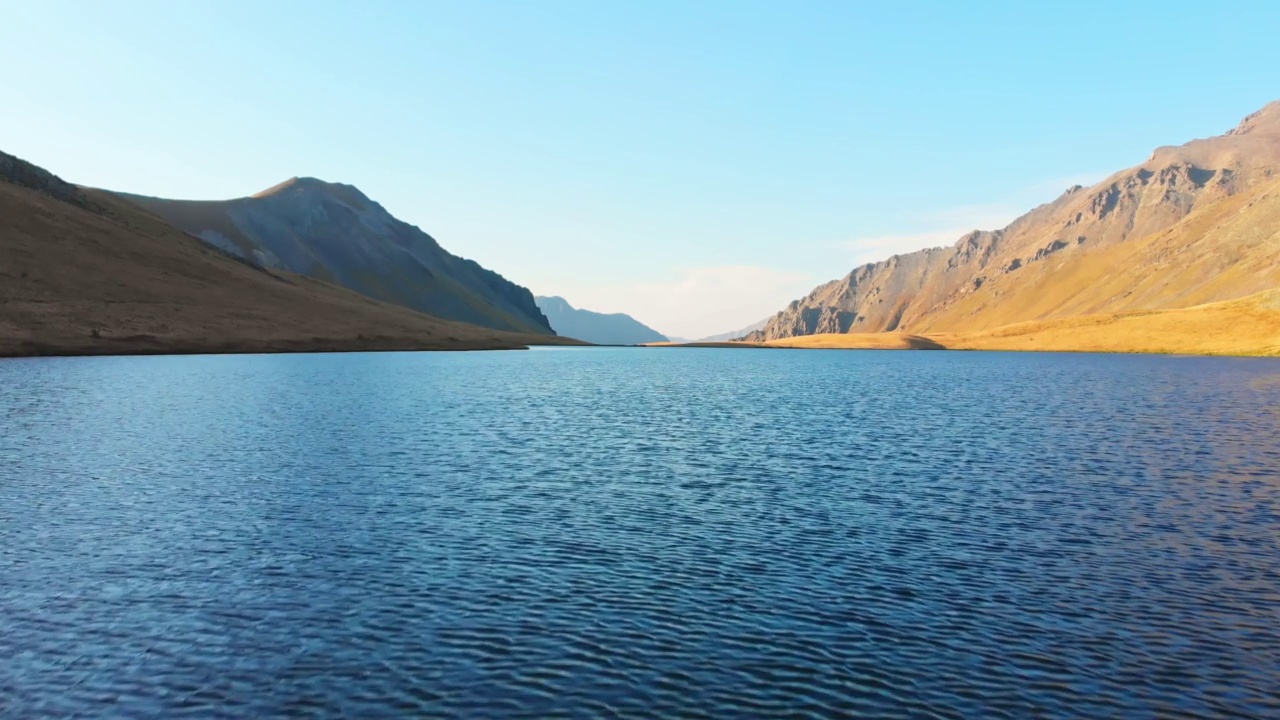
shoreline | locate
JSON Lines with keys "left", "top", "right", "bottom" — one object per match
{"left": 5, "top": 337, "right": 1277, "bottom": 360}
{"left": 645, "top": 290, "right": 1280, "bottom": 359}
{"left": 0, "top": 336, "right": 586, "bottom": 360}
{"left": 10, "top": 339, "right": 1276, "bottom": 360}
{"left": 642, "top": 343, "right": 1280, "bottom": 359}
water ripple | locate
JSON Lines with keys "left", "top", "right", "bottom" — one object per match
{"left": 1, "top": 349, "right": 1279, "bottom": 718}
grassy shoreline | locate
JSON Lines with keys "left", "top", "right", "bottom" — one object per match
{"left": 645, "top": 289, "right": 1280, "bottom": 358}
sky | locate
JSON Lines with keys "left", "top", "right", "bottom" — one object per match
{"left": 2, "top": 1, "right": 1277, "bottom": 338}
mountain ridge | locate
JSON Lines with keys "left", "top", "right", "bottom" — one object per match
{"left": 113, "top": 180, "right": 554, "bottom": 335}
{"left": 696, "top": 317, "right": 770, "bottom": 343}
{"left": 746, "top": 101, "right": 1280, "bottom": 342}
{"left": 534, "top": 296, "right": 667, "bottom": 345}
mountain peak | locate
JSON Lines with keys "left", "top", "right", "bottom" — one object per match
{"left": 250, "top": 176, "right": 373, "bottom": 208}
{"left": 254, "top": 175, "right": 351, "bottom": 195}
{"left": 535, "top": 295, "right": 572, "bottom": 309}
{"left": 1227, "top": 100, "right": 1280, "bottom": 136}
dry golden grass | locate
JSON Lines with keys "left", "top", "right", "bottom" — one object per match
{"left": 937, "top": 289, "right": 1280, "bottom": 357}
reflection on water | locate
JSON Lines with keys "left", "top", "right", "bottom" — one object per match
{"left": 2, "top": 348, "right": 1279, "bottom": 718}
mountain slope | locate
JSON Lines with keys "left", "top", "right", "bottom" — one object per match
{"left": 915, "top": 175, "right": 1280, "bottom": 333}
{"left": 750, "top": 289, "right": 1280, "bottom": 357}
{"left": 935, "top": 288, "right": 1280, "bottom": 357}
{"left": 747, "top": 101, "right": 1280, "bottom": 342}
{"left": 0, "top": 151, "right": 575, "bottom": 357}
{"left": 114, "top": 179, "right": 553, "bottom": 335}
{"left": 535, "top": 296, "right": 667, "bottom": 345}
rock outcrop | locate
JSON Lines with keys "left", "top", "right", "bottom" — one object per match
{"left": 0, "top": 151, "right": 93, "bottom": 208}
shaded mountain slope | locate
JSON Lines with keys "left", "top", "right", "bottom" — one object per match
{"left": 535, "top": 296, "right": 667, "bottom": 345}
{"left": 748, "top": 101, "right": 1280, "bottom": 341}
{"left": 115, "top": 179, "right": 553, "bottom": 335}
{"left": 0, "top": 151, "right": 578, "bottom": 357}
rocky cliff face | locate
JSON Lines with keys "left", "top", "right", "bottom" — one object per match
{"left": 747, "top": 101, "right": 1280, "bottom": 341}
{"left": 535, "top": 296, "right": 667, "bottom": 345}
{"left": 115, "top": 179, "right": 553, "bottom": 335}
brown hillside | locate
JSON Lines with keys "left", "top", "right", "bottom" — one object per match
{"left": 0, "top": 151, "right": 582, "bottom": 357}
{"left": 747, "top": 101, "right": 1280, "bottom": 342}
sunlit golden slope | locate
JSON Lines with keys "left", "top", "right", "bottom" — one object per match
{"left": 747, "top": 101, "right": 1280, "bottom": 343}
{"left": 937, "top": 289, "right": 1280, "bottom": 356}
{"left": 727, "top": 289, "right": 1280, "bottom": 357}
{"left": 915, "top": 177, "right": 1280, "bottom": 333}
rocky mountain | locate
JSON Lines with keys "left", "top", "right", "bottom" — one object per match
{"left": 0, "top": 150, "right": 574, "bottom": 356}
{"left": 114, "top": 179, "right": 553, "bottom": 335}
{"left": 747, "top": 101, "right": 1280, "bottom": 342}
{"left": 535, "top": 296, "right": 667, "bottom": 345}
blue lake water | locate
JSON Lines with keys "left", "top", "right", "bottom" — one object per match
{"left": 2, "top": 347, "right": 1279, "bottom": 718}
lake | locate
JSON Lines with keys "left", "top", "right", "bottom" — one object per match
{"left": 2, "top": 347, "right": 1279, "bottom": 718}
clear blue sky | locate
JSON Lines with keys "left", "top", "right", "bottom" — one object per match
{"left": 2, "top": 1, "right": 1276, "bottom": 337}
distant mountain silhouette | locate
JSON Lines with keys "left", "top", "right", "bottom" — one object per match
{"left": 696, "top": 317, "right": 769, "bottom": 342}
{"left": 535, "top": 296, "right": 667, "bottom": 344}
{"left": 115, "top": 179, "right": 553, "bottom": 334}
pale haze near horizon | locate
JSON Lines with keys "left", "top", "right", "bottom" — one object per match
{"left": 2, "top": 0, "right": 1276, "bottom": 338}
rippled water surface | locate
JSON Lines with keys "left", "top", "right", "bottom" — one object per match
{"left": 3, "top": 348, "right": 1280, "bottom": 718}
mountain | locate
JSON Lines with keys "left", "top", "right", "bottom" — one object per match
{"left": 534, "top": 296, "right": 667, "bottom": 345}
{"left": 0, "top": 151, "right": 576, "bottom": 356}
{"left": 696, "top": 317, "right": 769, "bottom": 342}
{"left": 113, "top": 179, "right": 553, "bottom": 335}
{"left": 746, "top": 101, "right": 1280, "bottom": 342}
